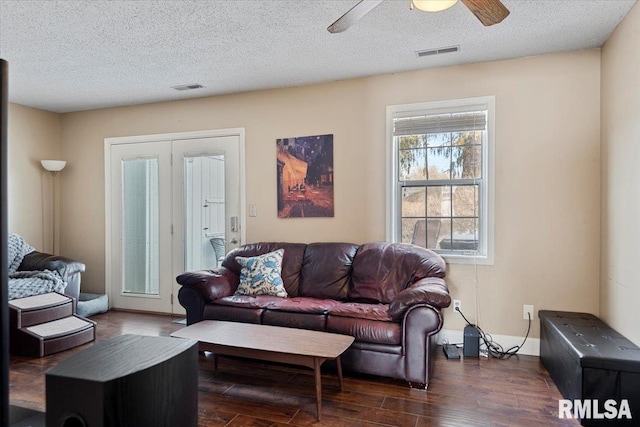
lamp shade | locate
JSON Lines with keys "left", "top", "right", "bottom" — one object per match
{"left": 40, "top": 160, "right": 66, "bottom": 172}
{"left": 413, "top": 0, "right": 458, "bottom": 12}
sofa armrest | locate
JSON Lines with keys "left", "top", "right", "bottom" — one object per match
{"left": 388, "top": 277, "right": 450, "bottom": 321}
{"left": 19, "top": 251, "right": 86, "bottom": 278}
{"left": 402, "top": 304, "right": 444, "bottom": 386}
{"left": 177, "top": 267, "right": 239, "bottom": 325}
{"left": 176, "top": 267, "right": 239, "bottom": 304}
{"left": 18, "top": 251, "right": 85, "bottom": 301}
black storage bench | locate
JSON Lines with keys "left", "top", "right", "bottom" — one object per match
{"left": 539, "top": 311, "right": 640, "bottom": 426}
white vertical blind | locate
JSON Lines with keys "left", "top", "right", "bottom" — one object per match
{"left": 122, "top": 157, "right": 159, "bottom": 295}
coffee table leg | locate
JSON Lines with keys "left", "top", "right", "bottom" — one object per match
{"left": 336, "top": 356, "right": 344, "bottom": 391}
{"left": 314, "top": 357, "right": 322, "bottom": 421}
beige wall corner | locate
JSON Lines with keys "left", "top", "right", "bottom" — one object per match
{"left": 8, "top": 103, "right": 61, "bottom": 252}
{"left": 601, "top": 1, "right": 640, "bottom": 345}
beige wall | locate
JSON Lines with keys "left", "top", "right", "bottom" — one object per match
{"left": 368, "top": 53, "right": 601, "bottom": 338}
{"left": 56, "top": 50, "right": 601, "bottom": 338}
{"left": 601, "top": 2, "right": 640, "bottom": 345}
{"left": 8, "top": 103, "right": 61, "bottom": 252}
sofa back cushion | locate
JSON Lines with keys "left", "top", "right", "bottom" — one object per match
{"left": 222, "top": 242, "right": 306, "bottom": 296}
{"left": 299, "top": 243, "right": 359, "bottom": 300}
{"left": 349, "top": 242, "right": 446, "bottom": 303}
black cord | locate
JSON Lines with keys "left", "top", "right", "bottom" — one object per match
{"left": 455, "top": 307, "right": 531, "bottom": 359}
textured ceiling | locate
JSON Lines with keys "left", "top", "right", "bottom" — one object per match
{"left": 0, "top": 0, "right": 636, "bottom": 113}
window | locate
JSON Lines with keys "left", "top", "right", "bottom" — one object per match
{"left": 386, "top": 96, "right": 494, "bottom": 263}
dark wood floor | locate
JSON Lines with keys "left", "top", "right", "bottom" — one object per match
{"left": 9, "top": 311, "right": 578, "bottom": 426}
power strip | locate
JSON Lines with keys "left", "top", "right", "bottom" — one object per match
{"left": 443, "top": 344, "right": 460, "bottom": 359}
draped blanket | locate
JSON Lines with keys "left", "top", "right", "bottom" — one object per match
{"left": 8, "top": 233, "right": 66, "bottom": 300}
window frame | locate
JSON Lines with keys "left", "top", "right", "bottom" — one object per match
{"left": 386, "top": 96, "right": 495, "bottom": 264}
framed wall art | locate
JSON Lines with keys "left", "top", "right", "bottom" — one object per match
{"left": 276, "top": 134, "right": 334, "bottom": 218}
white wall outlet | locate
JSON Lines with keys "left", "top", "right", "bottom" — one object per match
{"left": 453, "top": 299, "right": 461, "bottom": 312}
{"left": 249, "top": 204, "right": 257, "bottom": 217}
{"left": 523, "top": 304, "right": 534, "bottom": 320}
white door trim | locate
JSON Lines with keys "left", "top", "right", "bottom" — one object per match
{"left": 104, "top": 128, "right": 246, "bottom": 310}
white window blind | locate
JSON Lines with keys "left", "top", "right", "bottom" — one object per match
{"left": 393, "top": 111, "right": 487, "bottom": 136}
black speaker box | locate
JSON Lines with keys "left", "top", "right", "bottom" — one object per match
{"left": 46, "top": 334, "right": 198, "bottom": 427}
{"left": 463, "top": 325, "right": 481, "bottom": 358}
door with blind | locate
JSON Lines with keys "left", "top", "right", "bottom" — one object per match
{"left": 107, "top": 130, "right": 244, "bottom": 314}
{"left": 109, "top": 141, "right": 172, "bottom": 313}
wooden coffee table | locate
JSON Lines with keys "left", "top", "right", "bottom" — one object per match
{"left": 171, "top": 320, "right": 354, "bottom": 420}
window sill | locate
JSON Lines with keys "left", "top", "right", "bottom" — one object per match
{"left": 438, "top": 253, "right": 494, "bottom": 265}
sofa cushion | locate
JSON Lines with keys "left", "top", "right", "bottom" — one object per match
{"left": 214, "top": 295, "right": 338, "bottom": 314}
{"left": 327, "top": 316, "right": 401, "bottom": 345}
{"left": 263, "top": 311, "right": 326, "bottom": 331}
{"left": 223, "top": 242, "right": 306, "bottom": 296}
{"left": 213, "top": 295, "right": 285, "bottom": 310}
{"left": 329, "top": 302, "right": 392, "bottom": 322}
{"left": 299, "top": 242, "right": 358, "bottom": 300}
{"left": 203, "top": 304, "right": 263, "bottom": 324}
{"left": 265, "top": 297, "right": 339, "bottom": 314}
{"left": 235, "top": 249, "right": 287, "bottom": 297}
{"left": 350, "top": 242, "right": 446, "bottom": 303}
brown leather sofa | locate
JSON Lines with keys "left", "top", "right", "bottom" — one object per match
{"left": 177, "top": 241, "right": 450, "bottom": 388}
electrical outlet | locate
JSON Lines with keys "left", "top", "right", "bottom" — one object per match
{"left": 523, "top": 304, "right": 534, "bottom": 320}
{"left": 453, "top": 299, "right": 461, "bottom": 312}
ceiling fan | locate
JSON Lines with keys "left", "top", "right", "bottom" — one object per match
{"left": 327, "top": 0, "right": 510, "bottom": 33}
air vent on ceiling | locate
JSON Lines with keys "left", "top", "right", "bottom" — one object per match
{"left": 171, "top": 83, "right": 204, "bottom": 91}
{"left": 415, "top": 45, "right": 460, "bottom": 58}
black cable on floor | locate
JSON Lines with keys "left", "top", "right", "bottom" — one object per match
{"left": 455, "top": 307, "right": 531, "bottom": 359}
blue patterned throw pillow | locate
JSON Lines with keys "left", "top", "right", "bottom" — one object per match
{"left": 234, "top": 249, "right": 287, "bottom": 297}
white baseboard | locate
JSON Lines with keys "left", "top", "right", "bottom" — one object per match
{"left": 437, "top": 328, "right": 540, "bottom": 356}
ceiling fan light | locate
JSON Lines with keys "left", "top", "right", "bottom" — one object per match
{"left": 412, "top": 0, "right": 459, "bottom": 12}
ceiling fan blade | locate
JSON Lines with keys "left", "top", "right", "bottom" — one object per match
{"left": 460, "top": 0, "right": 510, "bottom": 26}
{"left": 327, "top": 0, "right": 384, "bottom": 33}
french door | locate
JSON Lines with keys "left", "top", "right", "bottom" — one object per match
{"left": 106, "top": 130, "right": 244, "bottom": 314}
